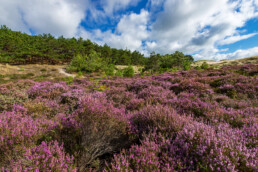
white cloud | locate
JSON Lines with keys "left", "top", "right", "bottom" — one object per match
{"left": 146, "top": 0, "right": 258, "bottom": 58}
{"left": 80, "top": 10, "right": 149, "bottom": 52}
{"left": 0, "top": 0, "right": 88, "bottom": 37}
{"left": 147, "top": 0, "right": 165, "bottom": 11}
{"left": 100, "top": 0, "right": 141, "bottom": 15}
{"left": 0, "top": 0, "right": 257, "bottom": 60}
{"left": 219, "top": 33, "right": 258, "bottom": 45}
{"left": 0, "top": 0, "right": 29, "bottom": 33}
{"left": 194, "top": 46, "right": 258, "bottom": 60}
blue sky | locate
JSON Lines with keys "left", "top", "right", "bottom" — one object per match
{"left": 0, "top": 0, "right": 258, "bottom": 60}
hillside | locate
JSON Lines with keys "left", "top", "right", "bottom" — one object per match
{"left": 193, "top": 55, "right": 258, "bottom": 67}
{"left": 0, "top": 25, "right": 145, "bottom": 65}
{"left": 0, "top": 64, "right": 257, "bottom": 171}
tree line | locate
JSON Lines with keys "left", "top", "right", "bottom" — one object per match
{"left": 0, "top": 25, "right": 145, "bottom": 65}
{"left": 0, "top": 25, "right": 194, "bottom": 74}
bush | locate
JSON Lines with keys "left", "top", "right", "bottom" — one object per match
{"left": 104, "top": 64, "right": 115, "bottom": 76}
{"left": 77, "top": 71, "right": 83, "bottom": 78}
{"left": 123, "top": 66, "right": 134, "bottom": 77}
{"left": 183, "top": 61, "right": 191, "bottom": 70}
{"left": 170, "top": 67, "right": 178, "bottom": 72}
{"left": 109, "top": 137, "right": 164, "bottom": 171}
{"left": 201, "top": 62, "right": 209, "bottom": 69}
{"left": 67, "top": 51, "right": 104, "bottom": 73}
{"left": 74, "top": 96, "right": 130, "bottom": 170}
{"left": 115, "top": 69, "right": 123, "bottom": 77}
{"left": 7, "top": 141, "right": 76, "bottom": 171}
{"left": 195, "top": 65, "right": 201, "bottom": 70}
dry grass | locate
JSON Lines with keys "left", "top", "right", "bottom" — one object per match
{"left": 0, "top": 64, "right": 74, "bottom": 83}
{"left": 192, "top": 56, "right": 258, "bottom": 68}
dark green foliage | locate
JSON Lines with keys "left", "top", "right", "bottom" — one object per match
{"left": 144, "top": 52, "right": 161, "bottom": 73}
{"left": 67, "top": 51, "right": 103, "bottom": 73}
{"left": 185, "top": 55, "right": 194, "bottom": 62}
{"left": 183, "top": 61, "right": 191, "bottom": 70}
{"left": 115, "top": 69, "right": 123, "bottom": 77}
{"left": 144, "top": 51, "right": 193, "bottom": 73}
{"left": 0, "top": 25, "right": 146, "bottom": 65}
{"left": 104, "top": 64, "right": 115, "bottom": 76}
{"left": 201, "top": 62, "right": 209, "bottom": 69}
{"left": 195, "top": 66, "right": 201, "bottom": 70}
{"left": 123, "top": 66, "right": 135, "bottom": 77}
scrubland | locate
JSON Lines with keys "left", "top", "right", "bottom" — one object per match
{"left": 0, "top": 64, "right": 257, "bottom": 171}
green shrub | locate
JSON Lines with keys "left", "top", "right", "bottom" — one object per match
{"left": 76, "top": 71, "right": 83, "bottom": 78}
{"left": 158, "top": 68, "right": 169, "bottom": 73}
{"left": 115, "top": 69, "right": 123, "bottom": 77}
{"left": 183, "top": 61, "right": 191, "bottom": 70}
{"left": 62, "top": 76, "right": 74, "bottom": 85}
{"left": 67, "top": 51, "right": 103, "bottom": 73}
{"left": 170, "top": 67, "right": 178, "bottom": 73}
{"left": 201, "top": 62, "right": 209, "bottom": 69}
{"left": 67, "top": 54, "right": 87, "bottom": 72}
{"left": 195, "top": 66, "right": 201, "bottom": 70}
{"left": 0, "top": 55, "right": 12, "bottom": 63}
{"left": 104, "top": 65, "right": 115, "bottom": 76}
{"left": 123, "top": 66, "right": 134, "bottom": 77}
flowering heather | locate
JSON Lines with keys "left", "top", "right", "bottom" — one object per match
{"left": 0, "top": 64, "right": 257, "bottom": 171}
{"left": 6, "top": 141, "right": 76, "bottom": 172}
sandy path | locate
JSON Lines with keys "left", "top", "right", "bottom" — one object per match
{"left": 58, "top": 68, "right": 76, "bottom": 78}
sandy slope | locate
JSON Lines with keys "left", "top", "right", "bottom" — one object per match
{"left": 0, "top": 64, "right": 75, "bottom": 78}
{"left": 192, "top": 56, "right": 258, "bottom": 67}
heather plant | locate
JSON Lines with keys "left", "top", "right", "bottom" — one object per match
{"left": 217, "top": 84, "right": 237, "bottom": 98}
{"left": 0, "top": 110, "right": 54, "bottom": 167}
{"left": 73, "top": 96, "right": 131, "bottom": 170}
{"left": 108, "top": 136, "right": 165, "bottom": 171}
{"left": 6, "top": 141, "right": 76, "bottom": 171}
{"left": 130, "top": 105, "right": 187, "bottom": 139}
{"left": 0, "top": 64, "right": 257, "bottom": 171}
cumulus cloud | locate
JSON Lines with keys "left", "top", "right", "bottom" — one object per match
{"left": 0, "top": 0, "right": 88, "bottom": 37}
{"left": 194, "top": 46, "right": 258, "bottom": 60}
{"left": 0, "top": 0, "right": 257, "bottom": 60}
{"left": 219, "top": 33, "right": 258, "bottom": 45}
{"left": 80, "top": 10, "right": 149, "bottom": 52}
{"left": 147, "top": 0, "right": 258, "bottom": 59}
{"left": 0, "top": 0, "right": 29, "bottom": 33}
{"left": 100, "top": 0, "right": 141, "bottom": 15}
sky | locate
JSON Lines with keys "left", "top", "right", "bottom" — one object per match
{"left": 0, "top": 0, "right": 258, "bottom": 60}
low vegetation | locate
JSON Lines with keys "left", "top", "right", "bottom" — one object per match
{"left": 0, "top": 64, "right": 257, "bottom": 171}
